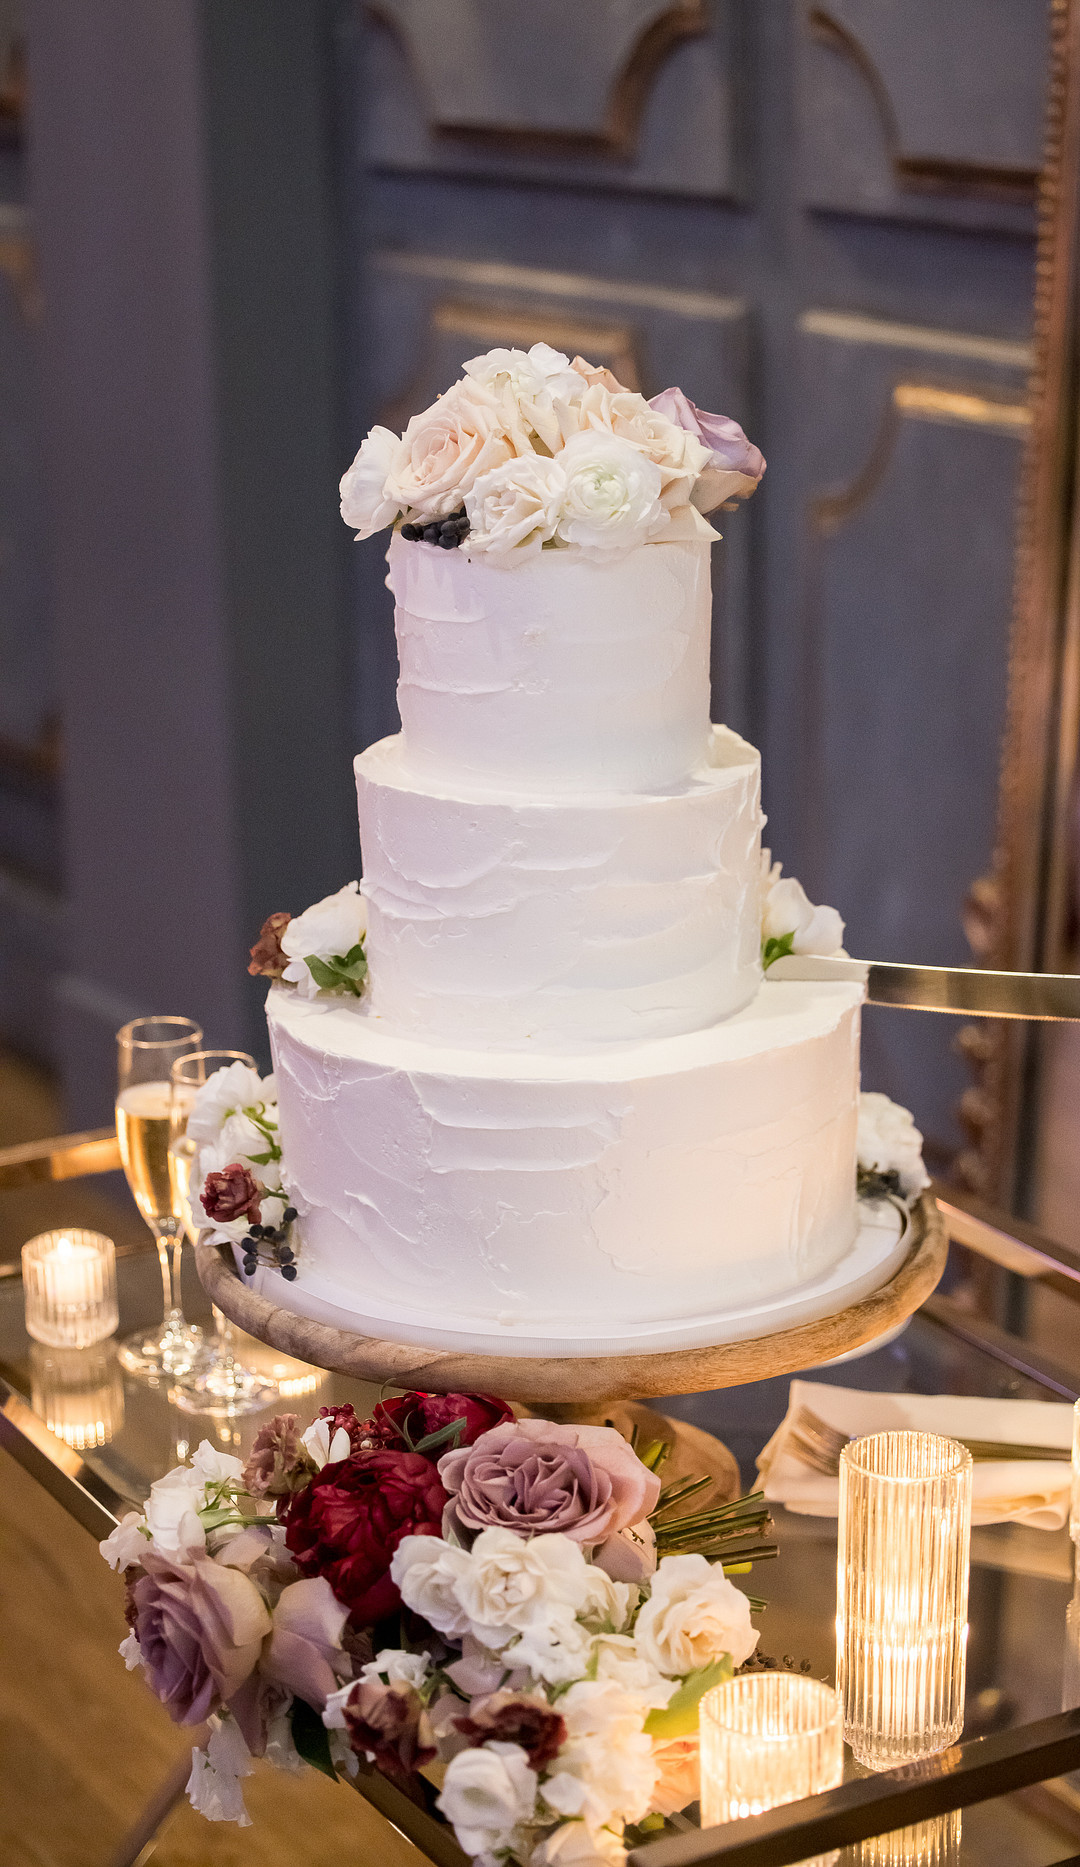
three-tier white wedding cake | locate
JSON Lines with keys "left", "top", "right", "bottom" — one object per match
{"left": 214, "top": 347, "right": 921, "bottom": 1354}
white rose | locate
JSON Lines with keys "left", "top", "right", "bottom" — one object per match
{"left": 591, "top": 1635, "right": 674, "bottom": 1711}
{"left": 463, "top": 343, "right": 585, "bottom": 452}
{"left": 857, "top": 1091, "right": 930, "bottom": 1196}
{"left": 436, "top": 1741, "right": 538, "bottom": 1857}
{"left": 186, "top": 1061, "right": 269, "bottom": 1146}
{"left": 634, "top": 1554, "right": 758, "bottom": 1677}
{"left": 454, "top": 1528, "right": 593, "bottom": 1646}
{"left": 761, "top": 852, "right": 845, "bottom": 959}
{"left": 385, "top": 378, "right": 524, "bottom": 520}
{"left": 464, "top": 453, "right": 565, "bottom": 556}
{"left": 143, "top": 1466, "right": 208, "bottom": 1557}
{"left": 554, "top": 433, "right": 668, "bottom": 557}
{"left": 339, "top": 425, "right": 400, "bottom": 539}
{"left": 280, "top": 881, "right": 367, "bottom": 999}
{"left": 542, "top": 1680, "right": 656, "bottom": 1829}
{"left": 186, "top": 1716, "right": 255, "bottom": 1826}
{"left": 556, "top": 383, "right": 710, "bottom": 492}
{"left": 391, "top": 1534, "right": 474, "bottom": 1639}
{"left": 531, "top": 1821, "right": 627, "bottom": 1865}
{"left": 300, "top": 1417, "right": 353, "bottom": 1470}
{"left": 100, "top": 1511, "right": 149, "bottom": 1571}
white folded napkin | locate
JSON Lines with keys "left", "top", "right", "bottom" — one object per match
{"left": 757, "top": 1380, "right": 1074, "bottom": 1530}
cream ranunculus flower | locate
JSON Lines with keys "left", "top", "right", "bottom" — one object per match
{"left": 464, "top": 453, "right": 566, "bottom": 556}
{"left": 633, "top": 1553, "right": 758, "bottom": 1678}
{"left": 384, "top": 378, "right": 524, "bottom": 520}
{"left": 339, "top": 426, "right": 400, "bottom": 539}
{"left": 280, "top": 881, "right": 366, "bottom": 1000}
{"left": 554, "top": 433, "right": 668, "bottom": 557}
{"left": 390, "top": 1533, "right": 475, "bottom": 1640}
{"left": 857, "top": 1091, "right": 930, "bottom": 1196}
{"left": 761, "top": 852, "right": 845, "bottom": 960}
{"left": 436, "top": 1740, "right": 538, "bottom": 1857}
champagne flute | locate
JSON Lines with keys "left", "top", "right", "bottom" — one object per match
{"left": 115, "top": 1016, "right": 204, "bottom": 1379}
{"left": 169, "top": 1049, "right": 278, "bottom": 1417}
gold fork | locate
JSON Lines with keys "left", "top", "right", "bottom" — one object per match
{"left": 787, "top": 1403, "right": 1070, "bottom": 1477}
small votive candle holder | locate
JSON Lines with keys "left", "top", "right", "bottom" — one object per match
{"left": 22, "top": 1229, "right": 118, "bottom": 1348}
{"left": 700, "top": 1672, "right": 843, "bottom": 1860}
{"left": 837, "top": 1430, "right": 972, "bottom": 1770}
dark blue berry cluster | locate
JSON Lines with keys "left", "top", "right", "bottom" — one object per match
{"left": 400, "top": 509, "right": 470, "bottom": 549}
{"left": 242, "top": 1206, "right": 299, "bottom": 1282}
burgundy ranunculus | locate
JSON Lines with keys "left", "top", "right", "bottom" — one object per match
{"left": 202, "top": 1162, "right": 262, "bottom": 1225}
{"left": 282, "top": 1449, "right": 448, "bottom": 1625}
{"left": 248, "top": 910, "right": 291, "bottom": 978}
{"left": 454, "top": 1690, "right": 566, "bottom": 1770}
{"left": 364, "top": 1390, "right": 514, "bottom": 1456}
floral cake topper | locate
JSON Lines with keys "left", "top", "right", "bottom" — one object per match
{"left": 339, "top": 346, "right": 765, "bottom": 563}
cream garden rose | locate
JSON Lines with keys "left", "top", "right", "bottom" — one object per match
{"left": 465, "top": 453, "right": 565, "bottom": 555}
{"left": 857, "top": 1091, "right": 930, "bottom": 1196}
{"left": 339, "top": 425, "right": 400, "bottom": 538}
{"left": 390, "top": 1534, "right": 474, "bottom": 1640}
{"left": 554, "top": 433, "right": 668, "bottom": 556}
{"left": 633, "top": 1553, "right": 758, "bottom": 1677}
{"left": 385, "top": 378, "right": 526, "bottom": 519}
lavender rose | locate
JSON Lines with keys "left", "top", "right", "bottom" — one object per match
{"left": 648, "top": 387, "right": 765, "bottom": 513}
{"left": 438, "top": 1418, "right": 660, "bottom": 1547}
{"left": 128, "top": 1549, "right": 272, "bottom": 1726}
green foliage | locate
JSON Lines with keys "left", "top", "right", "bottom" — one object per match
{"left": 644, "top": 1658, "right": 733, "bottom": 1740}
{"left": 761, "top": 930, "right": 795, "bottom": 969}
{"left": 306, "top": 943, "right": 369, "bottom": 996}
{"left": 289, "top": 1697, "right": 338, "bottom": 1779}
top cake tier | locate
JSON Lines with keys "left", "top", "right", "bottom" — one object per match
{"left": 388, "top": 531, "right": 712, "bottom": 795}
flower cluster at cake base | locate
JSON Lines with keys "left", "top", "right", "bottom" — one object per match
{"left": 759, "top": 848, "right": 846, "bottom": 970}
{"left": 339, "top": 345, "right": 765, "bottom": 564}
{"left": 857, "top": 1092, "right": 930, "bottom": 1201}
{"left": 249, "top": 880, "right": 368, "bottom": 1001}
{"left": 186, "top": 1059, "right": 302, "bottom": 1284}
{"left": 102, "top": 1394, "right": 775, "bottom": 1861}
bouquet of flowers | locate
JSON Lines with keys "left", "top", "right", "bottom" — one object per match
{"left": 102, "top": 1392, "right": 773, "bottom": 1861}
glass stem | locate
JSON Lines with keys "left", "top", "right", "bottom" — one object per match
{"left": 156, "top": 1227, "right": 185, "bottom": 1331}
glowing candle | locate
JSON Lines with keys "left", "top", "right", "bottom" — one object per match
{"left": 22, "top": 1229, "right": 118, "bottom": 1348}
{"left": 30, "top": 1342, "right": 124, "bottom": 1450}
{"left": 700, "top": 1672, "right": 843, "bottom": 1865}
{"left": 837, "top": 1431, "right": 972, "bottom": 1771}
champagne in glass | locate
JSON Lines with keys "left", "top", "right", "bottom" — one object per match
{"left": 116, "top": 1016, "right": 204, "bottom": 1379}
{"left": 169, "top": 1049, "right": 277, "bottom": 1417}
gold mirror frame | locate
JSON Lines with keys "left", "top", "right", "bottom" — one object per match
{"left": 961, "top": 0, "right": 1080, "bottom": 1206}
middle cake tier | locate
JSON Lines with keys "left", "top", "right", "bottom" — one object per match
{"left": 356, "top": 723, "right": 765, "bottom": 1048}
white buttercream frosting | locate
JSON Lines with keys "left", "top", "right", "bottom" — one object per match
{"left": 388, "top": 532, "right": 712, "bottom": 793}
{"left": 265, "top": 980, "right": 862, "bottom": 1332}
{"left": 355, "top": 725, "right": 765, "bottom": 1048}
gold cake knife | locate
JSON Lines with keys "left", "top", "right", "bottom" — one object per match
{"left": 767, "top": 953, "right": 1080, "bottom": 1020}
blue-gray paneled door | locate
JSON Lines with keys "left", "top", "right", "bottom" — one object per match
{"left": 336, "top": 0, "right": 1044, "bottom": 1175}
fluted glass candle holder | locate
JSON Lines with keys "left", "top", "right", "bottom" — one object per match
{"left": 22, "top": 1229, "right": 118, "bottom": 1348}
{"left": 700, "top": 1672, "right": 843, "bottom": 1864}
{"left": 837, "top": 1431, "right": 972, "bottom": 1770}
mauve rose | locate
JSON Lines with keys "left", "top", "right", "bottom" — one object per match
{"left": 342, "top": 1678, "right": 436, "bottom": 1784}
{"left": 438, "top": 1419, "right": 660, "bottom": 1547}
{"left": 202, "top": 1162, "right": 262, "bottom": 1225}
{"left": 454, "top": 1691, "right": 566, "bottom": 1771}
{"left": 248, "top": 910, "right": 292, "bottom": 978}
{"left": 128, "top": 1549, "right": 271, "bottom": 1726}
{"left": 364, "top": 1391, "right": 514, "bottom": 1456}
{"left": 241, "top": 1414, "right": 317, "bottom": 1499}
{"left": 262, "top": 1575, "right": 349, "bottom": 1711}
{"left": 648, "top": 387, "right": 765, "bottom": 512}
{"left": 283, "top": 1449, "right": 448, "bottom": 1625}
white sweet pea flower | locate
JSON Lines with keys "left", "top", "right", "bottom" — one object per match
{"left": 436, "top": 1741, "right": 538, "bottom": 1858}
{"left": 264, "top": 1701, "right": 307, "bottom": 1775}
{"left": 340, "top": 425, "right": 400, "bottom": 539}
{"left": 186, "top": 1061, "right": 270, "bottom": 1146}
{"left": 453, "top": 1528, "right": 594, "bottom": 1646}
{"left": 359, "top": 1648, "right": 433, "bottom": 1691}
{"left": 857, "top": 1091, "right": 930, "bottom": 1196}
{"left": 118, "top": 1631, "right": 144, "bottom": 1671}
{"left": 300, "top": 1417, "right": 353, "bottom": 1469}
{"left": 100, "top": 1511, "right": 149, "bottom": 1571}
{"left": 502, "top": 1609, "right": 594, "bottom": 1686}
{"left": 542, "top": 1679, "right": 657, "bottom": 1829}
{"left": 280, "top": 882, "right": 367, "bottom": 1000}
{"left": 390, "top": 1534, "right": 474, "bottom": 1639}
{"left": 186, "top": 1717, "right": 255, "bottom": 1826}
{"left": 216, "top": 1109, "right": 273, "bottom": 1170}
{"left": 761, "top": 850, "right": 845, "bottom": 961}
{"left": 191, "top": 1441, "right": 246, "bottom": 1487}
{"left": 465, "top": 453, "right": 565, "bottom": 556}
{"left": 554, "top": 433, "right": 668, "bottom": 558}
{"left": 531, "top": 1821, "right": 628, "bottom": 1865}
{"left": 633, "top": 1554, "right": 758, "bottom": 1677}
{"left": 591, "top": 1634, "right": 675, "bottom": 1711}
{"left": 143, "top": 1466, "right": 209, "bottom": 1558}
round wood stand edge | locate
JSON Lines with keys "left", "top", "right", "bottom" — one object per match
{"left": 194, "top": 1191, "right": 946, "bottom": 1406}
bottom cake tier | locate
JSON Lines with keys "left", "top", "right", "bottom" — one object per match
{"left": 263, "top": 977, "right": 865, "bottom": 1348}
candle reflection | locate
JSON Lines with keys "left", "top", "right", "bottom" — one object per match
{"left": 31, "top": 1342, "right": 124, "bottom": 1451}
{"left": 854, "top": 1812, "right": 961, "bottom": 1866}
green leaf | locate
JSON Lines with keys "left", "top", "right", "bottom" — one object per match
{"left": 289, "top": 1697, "right": 338, "bottom": 1780}
{"left": 762, "top": 930, "right": 796, "bottom": 970}
{"left": 412, "top": 1416, "right": 468, "bottom": 1456}
{"left": 304, "top": 948, "right": 368, "bottom": 997}
{"left": 305, "top": 954, "right": 346, "bottom": 990}
{"left": 644, "top": 1659, "right": 733, "bottom": 1740}
{"left": 244, "top": 1149, "right": 278, "bottom": 1166}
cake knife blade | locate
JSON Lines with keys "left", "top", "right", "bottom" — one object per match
{"left": 767, "top": 953, "right": 1080, "bottom": 1020}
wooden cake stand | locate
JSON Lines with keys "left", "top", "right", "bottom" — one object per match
{"left": 195, "top": 1192, "right": 945, "bottom": 1507}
